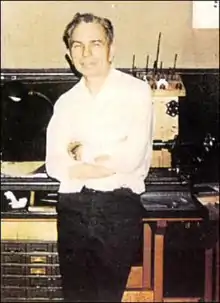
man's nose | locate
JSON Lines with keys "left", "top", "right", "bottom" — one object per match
{"left": 82, "top": 45, "right": 92, "bottom": 57}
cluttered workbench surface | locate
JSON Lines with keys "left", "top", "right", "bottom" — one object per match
{"left": 1, "top": 161, "right": 218, "bottom": 219}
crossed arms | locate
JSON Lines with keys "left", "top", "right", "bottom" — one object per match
{"left": 45, "top": 97, "right": 154, "bottom": 181}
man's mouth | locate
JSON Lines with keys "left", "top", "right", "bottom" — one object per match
{"left": 81, "top": 62, "right": 96, "bottom": 68}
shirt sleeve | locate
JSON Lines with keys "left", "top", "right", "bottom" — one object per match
{"left": 45, "top": 100, "right": 81, "bottom": 181}
{"left": 103, "top": 84, "right": 154, "bottom": 174}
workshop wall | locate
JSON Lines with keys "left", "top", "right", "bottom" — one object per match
{"left": 1, "top": 0, "right": 219, "bottom": 69}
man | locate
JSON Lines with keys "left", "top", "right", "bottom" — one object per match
{"left": 45, "top": 12, "right": 154, "bottom": 302}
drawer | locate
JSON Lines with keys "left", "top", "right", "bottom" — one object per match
{"left": 27, "top": 264, "right": 60, "bottom": 276}
{"left": 27, "top": 276, "right": 62, "bottom": 287}
{"left": 1, "top": 253, "right": 26, "bottom": 264}
{"left": 1, "top": 242, "right": 26, "bottom": 253}
{"left": 28, "top": 276, "right": 51, "bottom": 287}
{"left": 1, "top": 240, "right": 58, "bottom": 253}
{"left": 27, "top": 265, "right": 49, "bottom": 276}
{"left": 2, "top": 265, "right": 26, "bottom": 275}
{"left": 26, "top": 253, "right": 59, "bottom": 264}
{"left": 1, "top": 276, "right": 26, "bottom": 287}
{"left": 1, "top": 286, "right": 26, "bottom": 298}
{"left": 26, "top": 286, "right": 63, "bottom": 300}
{"left": 1, "top": 253, "right": 59, "bottom": 265}
{"left": 26, "top": 286, "right": 49, "bottom": 298}
{"left": 28, "top": 254, "right": 48, "bottom": 264}
{"left": 26, "top": 242, "right": 54, "bottom": 253}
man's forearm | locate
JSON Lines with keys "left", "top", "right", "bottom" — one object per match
{"left": 68, "top": 163, "right": 115, "bottom": 180}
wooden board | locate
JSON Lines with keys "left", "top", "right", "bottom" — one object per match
{"left": 122, "top": 290, "right": 153, "bottom": 302}
{"left": 151, "top": 96, "right": 180, "bottom": 167}
{"left": 152, "top": 97, "right": 179, "bottom": 141}
{"left": 1, "top": 218, "right": 57, "bottom": 241}
{"left": 149, "top": 74, "right": 185, "bottom": 167}
{"left": 151, "top": 149, "right": 171, "bottom": 168}
{"left": 1, "top": 161, "right": 44, "bottom": 176}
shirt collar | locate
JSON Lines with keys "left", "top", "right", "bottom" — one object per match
{"left": 78, "top": 66, "right": 116, "bottom": 99}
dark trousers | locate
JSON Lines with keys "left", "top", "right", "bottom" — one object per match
{"left": 56, "top": 187, "right": 145, "bottom": 302}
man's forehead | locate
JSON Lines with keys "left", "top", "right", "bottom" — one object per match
{"left": 71, "top": 22, "right": 107, "bottom": 41}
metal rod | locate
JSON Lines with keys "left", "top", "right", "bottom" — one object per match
{"left": 173, "top": 53, "right": 178, "bottom": 71}
{"left": 132, "top": 54, "right": 136, "bottom": 76}
{"left": 146, "top": 54, "right": 149, "bottom": 73}
{"left": 153, "top": 32, "right": 162, "bottom": 72}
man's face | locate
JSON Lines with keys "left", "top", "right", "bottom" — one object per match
{"left": 69, "top": 22, "right": 114, "bottom": 78}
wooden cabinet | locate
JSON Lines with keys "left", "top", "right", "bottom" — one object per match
{"left": 1, "top": 216, "right": 153, "bottom": 302}
{"left": 1, "top": 217, "right": 62, "bottom": 302}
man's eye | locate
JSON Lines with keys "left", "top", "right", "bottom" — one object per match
{"left": 73, "top": 44, "right": 81, "bottom": 49}
{"left": 93, "top": 42, "right": 101, "bottom": 47}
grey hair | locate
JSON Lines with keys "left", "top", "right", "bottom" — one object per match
{"left": 63, "top": 13, "right": 114, "bottom": 49}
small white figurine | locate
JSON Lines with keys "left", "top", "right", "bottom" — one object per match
{"left": 4, "top": 191, "right": 28, "bottom": 209}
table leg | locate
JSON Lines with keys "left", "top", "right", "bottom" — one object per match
{"left": 143, "top": 223, "right": 152, "bottom": 289}
{"left": 154, "top": 221, "right": 167, "bottom": 302}
{"left": 204, "top": 247, "right": 213, "bottom": 302}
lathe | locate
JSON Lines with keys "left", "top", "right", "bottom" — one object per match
{"left": 1, "top": 68, "right": 219, "bottom": 302}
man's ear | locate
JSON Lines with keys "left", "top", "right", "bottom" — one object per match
{"left": 66, "top": 48, "right": 73, "bottom": 60}
{"left": 64, "top": 53, "right": 81, "bottom": 78}
{"left": 109, "top": 42, "right": 115, "bottom": 63}
{"left": 65, "top": 52, "right": 73, "bottom": 69}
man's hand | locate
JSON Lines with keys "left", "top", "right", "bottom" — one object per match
{"left": 67, "top": 141, "right": 83, "bottom": 161}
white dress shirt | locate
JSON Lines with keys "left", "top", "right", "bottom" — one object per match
{"left": 45, "top": 68, "right": 154, "bottom": 194}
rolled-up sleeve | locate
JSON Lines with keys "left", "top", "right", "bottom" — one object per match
{"left": 104, "top": 85, "right": 154, "bottom": 174}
